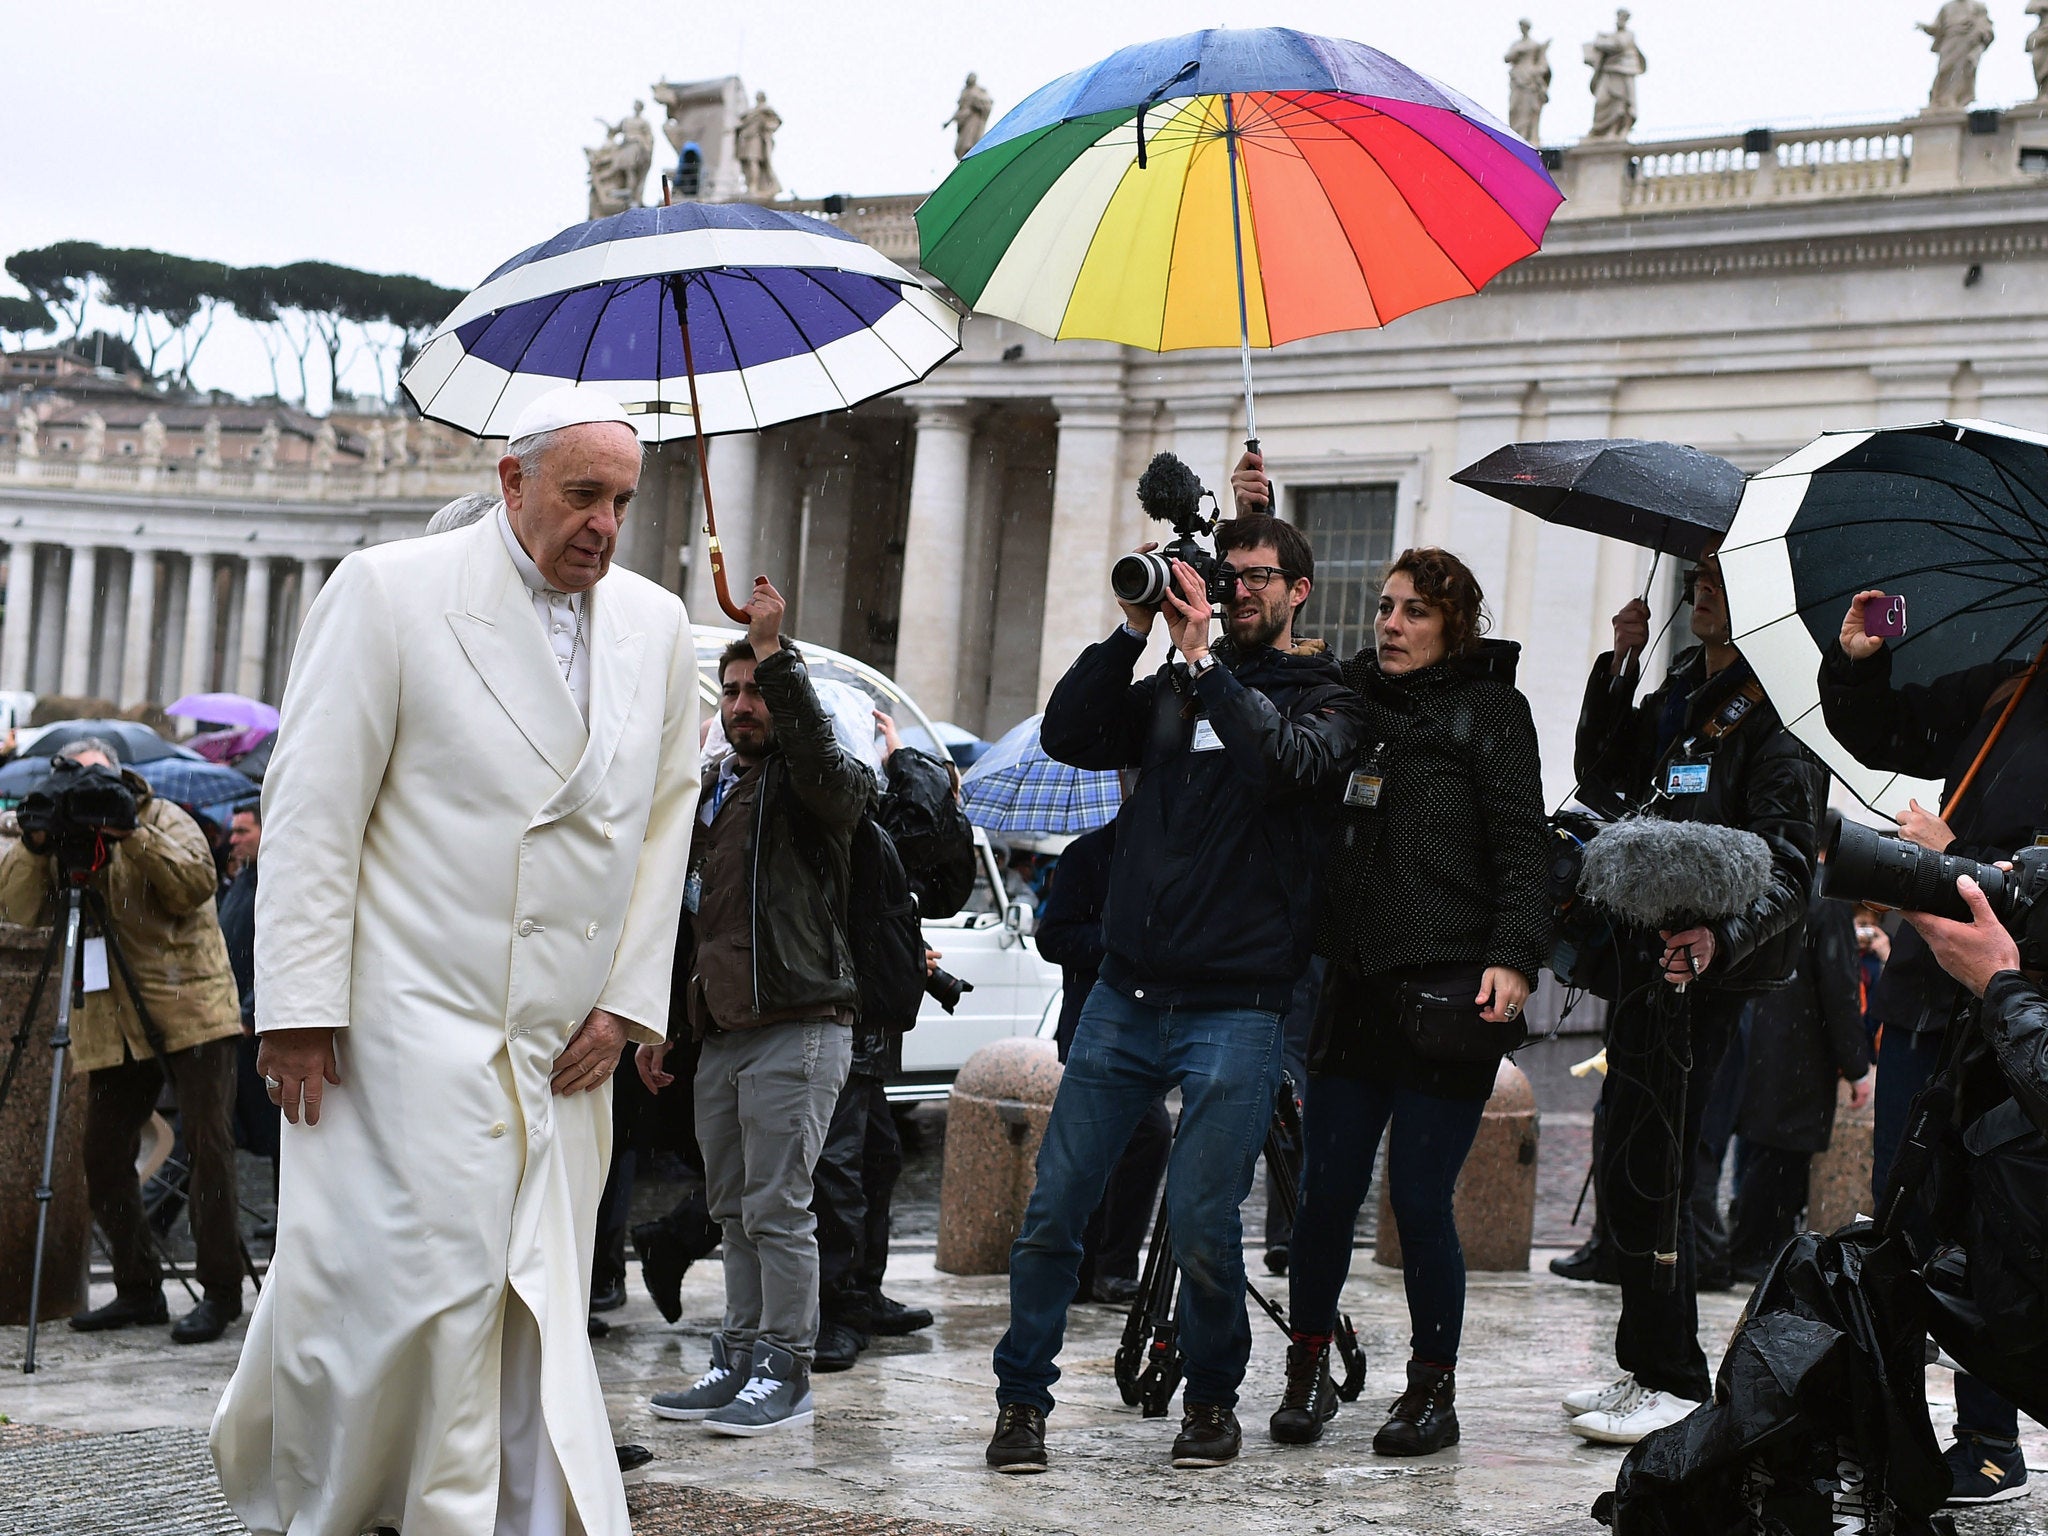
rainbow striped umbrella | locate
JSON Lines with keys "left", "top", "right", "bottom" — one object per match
{"left": 917, "top": 28, "right": 1562, "bottom": 441}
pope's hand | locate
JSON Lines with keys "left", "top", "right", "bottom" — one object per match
{"left": 259, "top": 1026, "right": 342, "bottom": 1126}
{"left": 553, "top": 1007, "right": 627, "bottom": 1095}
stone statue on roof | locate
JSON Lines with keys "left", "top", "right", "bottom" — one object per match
{"left": 254, "top": 418, "right": 281, "bottom": 470}
{"left": 140, "top": 413, "right": 166, "bottom": 465}
{"left": 736, "top": 91, "right": 783, "bottom": 199}
{"left": 2030, "top": 0, "right": 2048, "bottom": 100}
{"left": 946, "top": 73, "right": 995, "bottom": 160}
{"left": 81, "top": 411, "right": 106, "bottom": 461}
{"left": 15, "top": 411, "right": 38, "bottom": 459}
{"left": 200, "top": 417, "right": 222, "bottom": 469}
{"left": 1506, "top": 20, "right": 1552, "bottom": 146}
{"left": 1921, "top": 1, "right": 1995, "bottom": 110}
{"left": 1584, "top": 8, "right": 1645, "bottom": 141}
{"left": 586, "top": 100, "right": 655, "bottom": 219}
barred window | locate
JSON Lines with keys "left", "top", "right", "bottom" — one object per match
{"left": 1288, "top": 483, "right": 1398, "bottom": 659}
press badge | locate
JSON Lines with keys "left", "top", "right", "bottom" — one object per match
{"left": 1343, "top": 770, "right": 1384, "bottom": 809}
{"left": 81, "top": 937, "right": 110, "bottom": 994}
{"left": 1190, "top": 718, "right": 1223, "bottom": 752}
{"left": 1665, "top": 760, "right": 1711, "bottom": 797}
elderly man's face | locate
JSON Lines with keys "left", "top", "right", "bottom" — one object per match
{"left": 498, "top": 422, "right": 641, "bottom": 592}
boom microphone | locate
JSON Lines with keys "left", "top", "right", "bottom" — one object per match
{"left": 1578, "top": 816, "right": 1772, "bottom": 960}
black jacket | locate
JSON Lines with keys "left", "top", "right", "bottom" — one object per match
{"left": 688, "top": 643, "right": 877, "bottom": 1030}
{"left": 218, "top": 862, "right": 257, "bottom": 1032}
{"left": 1819, "top": 643, "right": 2048, "bottom": 1035}
{"left": 1037, "top": 821, "right": 1115, "bottom": 1058}
{"left": 1042, "top": 627, "right": 1364, "bottom": 1012}
{"left": 1575, "top": 646, "right": 1826, "bottom": 995}
{"left": 1317, "top": 639, "right": 1551, "bottom": 985}
{"left": 1735, "top": 875, "right": 1871, "bottom": 1153}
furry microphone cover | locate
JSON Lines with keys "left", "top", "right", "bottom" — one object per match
{"left": 1578, "top": 816, "right": 1773, "bottom": 929}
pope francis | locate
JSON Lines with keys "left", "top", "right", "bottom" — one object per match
{"left": 212, "top": 385, "right": 701, "bottom": 1536}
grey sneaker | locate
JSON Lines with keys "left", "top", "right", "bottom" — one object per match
{"left": 649, "top": 1336, "right": 751, "bottom": 1421}
{"left": 703, "top": 1341, "right": 814, "bottom": 1437}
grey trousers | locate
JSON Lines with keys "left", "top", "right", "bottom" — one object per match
{"left": 694, "top": 1019, "right": 853, "bottom": 1361}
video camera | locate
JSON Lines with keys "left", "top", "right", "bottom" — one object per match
{"left": 1824, "top": 816, "right": 2048, "bottom": 970}
{"left": 1110, "top": 453, "right": 1235, "bottom": 614}
{"left": 16, "top": 758, "right": 140, "bottom": 881}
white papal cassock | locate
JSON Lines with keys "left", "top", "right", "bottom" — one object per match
{"left": 211, "top": 510, "right": 700, "bottom": 1535}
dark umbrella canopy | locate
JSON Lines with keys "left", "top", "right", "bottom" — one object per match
{"left": 22, "top": 719, "right": 186, "bottom": 764}
{"left": 1721, "top": 419, "right": 2048, "bottom": 812}
{"left": 1451, "top": 438, "right": 1745, "bottom": 559}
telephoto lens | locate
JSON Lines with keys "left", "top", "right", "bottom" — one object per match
{"left": 1111, "top": 550, "right": 1174, "bottom": 608}
{"left": 1823, "top": 817, "right": 2018, "bottom": 922}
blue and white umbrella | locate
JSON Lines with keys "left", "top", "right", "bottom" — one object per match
{"left": 958, "top": 714, "right": 1121, "bottom": 838}
{"left": 401, "top": 201, "right": 962, "bottom": 444}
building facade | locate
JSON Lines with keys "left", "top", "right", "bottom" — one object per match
{"left": 4, "top": 102, "right": 2048, "bottom": 805}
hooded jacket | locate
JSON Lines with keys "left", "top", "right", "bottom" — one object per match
{"left": 1042, "top": 625, "right": 1364, "bottom": 1013}
{"left": 1574, "top": 645, "right": 1826, "bottom": 995}
{"left": 1316, "top": 638, "right": 1552, "bottom": 985}
{"left": 0, "top": 769, "right": 240, "bottom": 1073}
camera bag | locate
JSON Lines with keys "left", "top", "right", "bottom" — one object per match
{"left": 847, "top": 816, "right": 928, "bottom": 1035}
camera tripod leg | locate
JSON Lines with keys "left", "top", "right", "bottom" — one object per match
{"left": 24, "top": 887, "right": 86, "bottom": 1375}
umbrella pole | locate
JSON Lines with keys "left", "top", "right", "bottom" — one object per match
{"left": 1609, "top": 548, "right": 1664, "bottom": 699}
{"left": 673, "top": 276, "right": 752, "bottom": 625}
{"left": 1940, "top": 635, "right": 2048, "bottom": 822}
{"left": 1222, "top": 93, "right": 1258, "bottom": 460}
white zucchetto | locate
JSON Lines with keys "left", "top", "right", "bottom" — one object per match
{"left": 508, "top": 384, "right": 633, "bottom": 443}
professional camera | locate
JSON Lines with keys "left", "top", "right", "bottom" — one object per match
{"left": 924, "top": 965, "right": 973, "bottom": 1014}
{"left": 15, "top": 758, "right": 140, "bottom": 879}
{"left": 1824, "top": 816, "right": 2048, "bottom": 970}
{"left": 1110, "top": 452, "right": 1235, "bottom": 613}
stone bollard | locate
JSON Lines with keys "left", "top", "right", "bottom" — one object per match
{"left": 936, "top": 1037, "right": 1062, "bottom": 1276}
{"left": 1375, "top": 1058, "right": 1539, "bottom": 1273}
{"left": 1806, "top": 1076, "right": 1876, "bottom": 1236}
{"left": 0, "top": 922, "right": 90, "bottom": 1323}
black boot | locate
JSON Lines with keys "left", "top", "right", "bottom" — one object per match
{"left": 69, "top": 1290, "right": 169, "bottom": 1332}
{"left": 1373, "top": 1361, "right": 1459, "bottom": 1456}
{"left": 171, "top": 1293, "right": 242, "bottom": 1344}
{"left": 1548, "top": 1236, "right": 1620, "bottom": 1284}
{"left": 1269, "top": 1335, "right": 1340, "bottom": 1445}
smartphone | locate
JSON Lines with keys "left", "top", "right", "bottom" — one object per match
{"left": 1863, "top": 593, "right": 1908, "bottom": 639}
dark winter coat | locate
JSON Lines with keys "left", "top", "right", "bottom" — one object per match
{"left": 1734, "top": 876, "right": 1871, "bottom": 1153}
{"left": 686, "top": 643, "right": 877, "bottom": 1031}
{"left": 1818, "top": 642, "right": 2048, "bottom": 1036}
{"left": 218, "top": 861, "right": 258, "bottom": 1032}
{"left": 1575, "top": 646, "right": 1826, "bottom": 996}
{"left": 1035, "top": 820, "right": 1114, "bottom": 1059}
{"left": 1316, "top": 639, "right": 1552, "bottom": 985}
{"left": 1042, "top": 626, "right": 1364, "bottom": 1013}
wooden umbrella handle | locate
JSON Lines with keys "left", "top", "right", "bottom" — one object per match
{"left": 676, "top": 282, "right": 750, "bottom": 625}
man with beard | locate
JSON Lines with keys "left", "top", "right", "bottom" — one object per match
{"left": 985, "top": 481, "right": 1364, "bottom": 1474}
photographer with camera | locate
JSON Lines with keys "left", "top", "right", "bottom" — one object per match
{"left": 1271, "top": 547, "right": 1551, "bottom": 1457}
{"left": 0, "top": 741, "right": 244, "bottom": 1343}
{"left": 985, "top": 455, "right": 1364, "bottom": 1474}
{"left": 1817, "top": 590, "right": 2048, "bottom": 1500}
{"left": 1565, "top": 546, "right": 1827, "bottom": 1444}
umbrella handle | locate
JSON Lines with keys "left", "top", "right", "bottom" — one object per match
{"left": 674, "top": 278, "right": 753, "bottom": 627}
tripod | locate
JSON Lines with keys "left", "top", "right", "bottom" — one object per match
{"left": 1115, "top": 1075, "right": 1368, "bottom": 1418}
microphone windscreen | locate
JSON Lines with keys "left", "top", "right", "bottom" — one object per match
{"left": 1578, "top": 816, "right": 1774, "bottom": 929}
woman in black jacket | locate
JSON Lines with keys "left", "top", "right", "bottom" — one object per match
{"left": 1270, "top": 547, "right": 1551, "bottom": 1457}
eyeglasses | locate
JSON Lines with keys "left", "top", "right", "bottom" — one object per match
{"left": 1681, "top": 560, "right": 1725, "bottom": 601}
{"left": 1229, "top": 564, "right": 1298, "bottom": 592}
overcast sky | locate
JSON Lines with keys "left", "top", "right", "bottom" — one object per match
{"left": 6, "top": 0, "right": 2040, "bottom": 404}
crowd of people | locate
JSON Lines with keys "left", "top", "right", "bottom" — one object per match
{"left": 23, "top": 382, "right": 2039, "bottom": 1532}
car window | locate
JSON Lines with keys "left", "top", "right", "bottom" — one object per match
{"left": 693, "top": 632, "right": 944, "bottom": 760}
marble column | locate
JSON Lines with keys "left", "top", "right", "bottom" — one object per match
{"left": 688, "top": 434, "right": 759, "bottom": 624}
{"left": 1035, "top": 399, "right": 1125, "bottom": 707}
{"left": 180, "top": 553, "right": 217, "bottom": 700}
{"left": 894, "top": 400, "right": 978, "bottom": 721}
{"left": 118, "top": 549, "right": 156, "bottom": 707}
{"left": 58, "top": 546, "right": 98, "bottom": 697}
{"left": 32, "top": 551, "right": 65, "bottom": 695}
{"left": 238, "top": 557, "right": 272, "bottom": 700}
{"left": 795, "top": 445, "right": 856, "bottom": 653}
{"left": 1442, "top": 382, "right": 1530, "bottom": 596}
{"left": 1, "top": 542, "right": 37, "bottom": 694}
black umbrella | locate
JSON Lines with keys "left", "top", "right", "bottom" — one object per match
{"left": 20, "top": 719, "right": 186, "bottom": 764}
{"left": 1451, "top": 438, "right": 1746, "bottom": 561}
{"left": 1721, "top": 420, "right": 2048, "bottom": 814}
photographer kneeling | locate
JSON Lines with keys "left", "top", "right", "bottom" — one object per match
{"left": 0, "top": 741, "right": 244, "bottom": 1342}
{"left": 986, "top": 481, "right": 1364, "bottom": 1473}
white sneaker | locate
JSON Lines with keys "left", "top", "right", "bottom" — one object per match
{"left": 1561, "top": 1372, "right": 1637, "bottom": 1417}
{"left": 1569, "top": 1382, "right": 1701, "bottom": 1444}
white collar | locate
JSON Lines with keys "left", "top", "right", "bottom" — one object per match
{"left": 498, "top": 506, "right": 581, "bottom": 604}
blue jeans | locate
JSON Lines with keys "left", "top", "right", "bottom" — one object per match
{"left": 1289, "top": 1074, "right": 1488, "bottom": 1365}
{"left": 994, "top": 981, "right": 1284, "bottom": 1414}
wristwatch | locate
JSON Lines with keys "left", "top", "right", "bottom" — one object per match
{"left": 1187, "top": 652, "right": 1219, "bottom": 680}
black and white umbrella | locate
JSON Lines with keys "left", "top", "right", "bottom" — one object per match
{"left": 1720, "top": 419, "right": 2048, "bottom": 814}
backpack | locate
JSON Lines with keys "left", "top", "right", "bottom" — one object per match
{"left": 878, "top": 747, "right": 977, "bottom": 920}
{"left": 848, "top": 816, "right": 928, "bottom": 1033}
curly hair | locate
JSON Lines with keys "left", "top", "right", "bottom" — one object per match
{"left": 1385, "top": 547, "right": 1489, "bottom": 657}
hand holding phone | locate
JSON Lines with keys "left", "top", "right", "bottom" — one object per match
{"left": 1862, "top": 592, "right": 1908, "bottom": 639}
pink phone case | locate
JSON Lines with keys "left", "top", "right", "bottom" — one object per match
{"left": 1863, "top": 594, "right": 1908, "bottom": 639}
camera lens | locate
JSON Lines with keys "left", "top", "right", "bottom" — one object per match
{"left": 1111, "top": 551, "right": 1171, "bottom": 607}
{"left": 1824, "top": 818, "right": 2013, "bottom": 922}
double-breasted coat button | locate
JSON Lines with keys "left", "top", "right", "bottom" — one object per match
{"left": 517, "top": 919, "right": 535, "bottom": 937}
{"left": 490, "top": 1122, "right": 507, "bottom": 1138}
{"left": 586, "top": 923, "right": 599, "bottom": 939}
{"left": 603, "top": 822, "right": 615, "bottom": 839}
